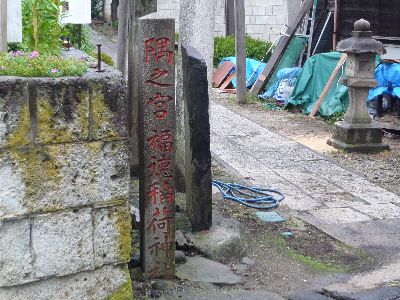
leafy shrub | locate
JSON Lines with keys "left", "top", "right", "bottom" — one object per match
{"left": 91, "top": 0, "right": 104, "bottom": 18}
{"left": 89, "top": 52, "right": 115, "bottom": 67}
{"left": 21, "top": 0, "right": 64, "bottom": 55}
{"left": 64, "top": 24, "right": 96, "bottom": 53}
{"left": 0, "top": 51, "right": 87, "bottom": 77}
{"left": 214, "top": 35, "right": 273, "bottom": 67}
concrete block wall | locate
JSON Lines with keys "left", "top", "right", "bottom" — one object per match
{"left": 0, "top": 64, "right": 133, "bottom": 299}
{"left": 245, "top": 0, "right": 288, "bottom": 41}
{"left": 157, "top": 0, "right": 291, "bottom": 42}
{"left": 158, "top": 0, "right": 181, "bottom": 27}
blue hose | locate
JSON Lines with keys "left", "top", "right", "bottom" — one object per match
{"left": 212, "top": 180, "right": 285, "bottom": 210}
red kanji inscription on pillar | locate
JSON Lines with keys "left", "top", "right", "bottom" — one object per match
{"left": 138, "top": 17, "right": 176, "bottom": 279}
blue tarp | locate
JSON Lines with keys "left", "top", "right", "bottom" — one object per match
{"left": 259, "top": 67, "right": 303, "bottom": 99}
{"left": 220, "top": 57, "right": 266, "bottom": 88}
{"left": 369, "top": 62, "right": 400, "bottom": 100}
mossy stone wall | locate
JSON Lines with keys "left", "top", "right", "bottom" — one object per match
{"left": 0, "top": 68, "right": 133, "bottom": 300}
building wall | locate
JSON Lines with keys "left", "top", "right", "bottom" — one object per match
{"left": 104, "top": 0, "right": 113, "bottom": 23}
{"left": 157, "top": 0, "right": 292, "bottom": 42}
{"left": 158, "top": 0, "right": 180, "bottom": 24}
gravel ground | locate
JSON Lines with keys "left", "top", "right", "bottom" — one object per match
{"left": 213, "top": 91, "right": 400, "bottom": 197}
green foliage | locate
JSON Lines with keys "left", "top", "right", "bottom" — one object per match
{"left": 91, "top": 0, "right": 103, "bottom": 18}
{"left": 0, "top": 51, "right": 87, "bottom": 77}
{"left": 64, "top": 24, "right": 96, "bottom": 53}
{"left": 214, "top": 35, "right": 273, "bottom": 67}
{"left": 89, "top": 52, "right": 115, "bottom": 67}
{"left": 21, "top": 0, "right": 64, "bottom": 55}
{"left": 273, "top": 237, "right": 346, "bottom": 274}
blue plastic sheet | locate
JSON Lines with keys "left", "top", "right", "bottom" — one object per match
{"left": 220, "top": 57, "right": 266, "bottom": 88}
{"left": 369, "top": 62, "right": 400, "bottom": 100}
{"left": 259, "top": 67, "right": 303, "bottom": 99}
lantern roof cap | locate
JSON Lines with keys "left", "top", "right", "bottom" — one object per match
{"left": 337, "top": 19, "right": 386, "bottom": 54}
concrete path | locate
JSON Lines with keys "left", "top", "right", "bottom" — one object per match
{"left": 210, "top": 102, "right": 400, "bottom": 291}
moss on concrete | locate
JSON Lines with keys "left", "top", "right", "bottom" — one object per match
{"left": 8, "top": 146, "right": 62, "bottom": 212}
{"left": 115, "top": 205, "right": 132, "bottom": 262}
{"left": 36, "top": 91, "right": 89, "bottom": 143}
{"left": 90, "top": 82, "right": 118, "bottom": 138}
{"left": 6, "top": 104, "right": 30, "bottom": 147}
{"left": 106, "top": 266, "right": 133, "bottom": 300}
{"left": 76, "top": 90, "right": 90, "bottom": 138}
{"left": 37, "top": 98, "right": 73, "bottom": 143}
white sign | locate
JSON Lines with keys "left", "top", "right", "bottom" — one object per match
{"left": 61, "top": 0, "right": 91, "bottom": 25}
{"left": 7, "top": 0, "right": 22, "bottom": 43}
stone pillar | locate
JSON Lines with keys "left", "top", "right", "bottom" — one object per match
{"left": 127, "top": 0, "right": 157, "bottom": 176}
{"left": 328, "top": 19, "right": 389, "bottom": 153}
{"left": 182, "top": 45, "right": 212, "bottom": 232}
{"left": 0, "top": 65, "right": 133, "bottom": 299}
{"left": 138, "top": 15, "right": 176, "bottom": 279}
{"left": 176, "top": 0, "right": 216, "bottom": 192}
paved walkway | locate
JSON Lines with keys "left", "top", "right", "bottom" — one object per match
{"left": 210, "top": 102, "right": 400, "bottom": 290}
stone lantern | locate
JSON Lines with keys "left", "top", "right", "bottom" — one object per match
{"left": 328, "top": 19, "right": 389, "bottom": 152}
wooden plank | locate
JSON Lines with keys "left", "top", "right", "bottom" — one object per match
{"left": 309, "top": 53, "right": 347, "bottom": 118}
{"left": 250, "top": 0, "right": 313, "bottom": 96}
{"left": 219, "top": 72, "right": 236, "bottom": 90}
{"left": 212, "top": 61, "right": 234, "bottom": 87}
{"left": 234, "top": 0, "right": 246, "bottom": 104}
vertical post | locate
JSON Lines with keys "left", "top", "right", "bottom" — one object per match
{"left": 138, "top": 16, "right": 176, "bottom": 279}
{"left": 96, "top": 44, "right": 103, "bottom": 71}
{"left": 234, "top": 0, "right": 246, "bottom": 104}
{"left": 225, "top": 0, "right": 235, "bottom": 36}
{"left": 117, "top": 0, "right": 129, "bottom": 76}
{"left": 0, "top": 0, "right": 7, "bottom": 52}
{"left": 182, "top": 45, "right": 212, "bottom": 232}
{"left": 77, "top": 24, "right": 82, "bottom": 50}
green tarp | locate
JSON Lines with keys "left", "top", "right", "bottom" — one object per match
{"left": 265, "top": 36, "right": 308, "bottom": 92}
{"left": 288, "top": 52, "right": 349, "bottom": 116}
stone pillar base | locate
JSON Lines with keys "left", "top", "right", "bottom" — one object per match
{"left": 327, "top": 121, "right": 389, "bottom": 153}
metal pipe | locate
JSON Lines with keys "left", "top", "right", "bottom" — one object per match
{"left": 312, "top": 11, "right": 332, "bottom": 55}
{"left": 97, "top": 44, "right": 103, "bottom": 72}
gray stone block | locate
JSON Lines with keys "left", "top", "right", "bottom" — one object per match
{"left": 94, "top": 204, "right": 132, "bottom": 267}
{"left": 176, "top": 256, "right": 241, "bottom": 285}
{"left": 0, "top": 78, "right": 30, "bottom": 149}
{"left": 329, "top": 121, "right": 389, "bottom": 153}
{"left": 88, "top": 78, "right": 128, "bottom": 140}
{"left": 182, "top": 45, "right": 212, "bottom": 232}
{"left": 0, "top": 71, "right": 127, "bottom": 149}
{"left": 0, "top": 141, "right": 129, "bottom": 219}
{"left": 0, "top": 155, "right": 28, "bottom": 218}
{"left": 32, "top": 209, "right": 94, "bottom": 278}
{"left": 34, "top": 79, "right": 90, "bottom": 144}
{"left": 0, "top": 218, "right": 33, "bottom": 287}
{"left": 0, "top": 264, "right": 132, "bottom": 300}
